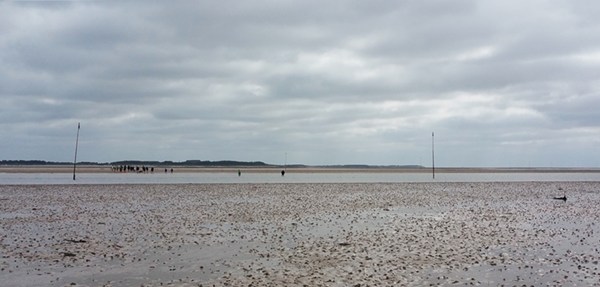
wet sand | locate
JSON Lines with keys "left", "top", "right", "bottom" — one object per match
{"left": 1, "top": 182, "right": 600, "bottom": 286}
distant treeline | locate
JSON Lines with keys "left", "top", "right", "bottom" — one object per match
{"left": 0, "top": 159, "right": 271, "bottom": 167}
{"left": 1, "top": 160, "right": 424, "bottom": 169}
{"left": 0, "top": 160, "right": 98, "bottom": 166}
{"left": 111, "top": 160, "right": 270, "bottom": 167}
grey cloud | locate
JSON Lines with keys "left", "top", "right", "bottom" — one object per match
{"left": 1, "top": 0, "right": 599, "bottom": 166}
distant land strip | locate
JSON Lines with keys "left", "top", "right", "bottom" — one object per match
{"left": 1, "top": 160, "right": 599, "bottom": 174}
{"left": 0, "top": 159, "right": 424, "bottom": 169}
{"left": 1, "top": 159, "right": 272, "bottom": 167}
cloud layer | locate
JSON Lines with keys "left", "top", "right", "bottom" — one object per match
{"left": 1, "top": 0, "right": 599, "bottom": 166}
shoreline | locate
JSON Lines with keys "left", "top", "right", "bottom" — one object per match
{"left": 1, "top": 165, "right": 600, "bottom": 174}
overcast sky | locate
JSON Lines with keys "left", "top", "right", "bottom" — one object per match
{"left": 1, "top": 1, "right": 599, "bottom": 167}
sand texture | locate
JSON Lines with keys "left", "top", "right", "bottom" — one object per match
{"left": 1, "top": 182, "right": 600, "bottom": 286}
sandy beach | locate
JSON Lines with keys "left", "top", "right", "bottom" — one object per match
{"left": 1, "top": 182, "right": 600, "bottom": 286}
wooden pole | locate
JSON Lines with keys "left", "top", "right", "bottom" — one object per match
{"left": 73, "top": 122, "right": 80, "bottom": 181}
{"left": 432, "top": 132, "right": 435, "bottom": 179}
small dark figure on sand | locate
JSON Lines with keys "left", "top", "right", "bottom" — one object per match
{"left": 553, "top": 196, "right": 567, "bottom": 202}
{"left": 554, "top": 187, "right": 567, "bottom": 201}
{"left": 281, "top": 170, "right": 285, "bottom": 176}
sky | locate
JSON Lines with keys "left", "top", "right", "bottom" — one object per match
{"left": 1, "top": 0, "right": 599, "bottom": 167}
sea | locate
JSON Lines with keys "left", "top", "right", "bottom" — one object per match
{"left": 1, "top": 171, "right": 600, "bottom": 185}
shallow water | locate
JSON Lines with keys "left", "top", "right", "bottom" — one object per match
{"left": 1, "top": 171, "right": 600, "bottom": 185}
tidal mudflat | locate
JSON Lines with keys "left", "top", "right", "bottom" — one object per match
{"left": 1, "top": 182, "right": 600, "bottom": 286}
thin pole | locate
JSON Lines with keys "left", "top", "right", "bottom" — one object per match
{"left": 432, "top": 132, "right": 435, "bottom": 179}
{"left": 73, "top": 122, "right": 80, "bottom": 181}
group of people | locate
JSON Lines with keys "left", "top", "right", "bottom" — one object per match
{"left": 112, "top": 166, "right": 290, "bottom": 175}
{"left": 112, "top": 165, "right": 174, "bottom": 173}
